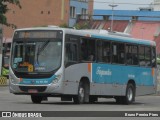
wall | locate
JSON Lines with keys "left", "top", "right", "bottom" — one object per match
{"left": 3, "top": 0, "right": 70, "bottom": 41}
{"left": 69, "top": 0, "right": 89, "bottom": 27}
{"left": 3, "top": 0, "right": 94, "bottom": 41}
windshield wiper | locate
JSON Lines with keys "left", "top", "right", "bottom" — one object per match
{"left": 37, "top": 40, "right": 50, "bottom": 55}
{"left": 36, "top": 40, "right": 50, "bottom": 64}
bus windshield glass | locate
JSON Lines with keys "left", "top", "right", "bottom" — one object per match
{"left": 11, "top": 30, "right": 63, "bottom": 73}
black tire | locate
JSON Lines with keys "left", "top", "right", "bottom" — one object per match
{"left": 73, "top": 82, "right": 88, "bottom": 104}
{"left": 89, "top": 96, "right": 98, "bottom": 103}
{"left": 115, "top": 96, "right": 123, "bottom": 104}
{"left": 31, "top": 95, "right": 43, "bottom": 104}
{"left": 123, "top": 83, "right": 135, "bottom": 105}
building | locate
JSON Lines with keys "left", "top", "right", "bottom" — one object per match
{"left": 151, "top": 0, "right": 160, "bottom": 11}
{"left": 69, "top": 0, "right": 93, "bottom": 27}
{"left": 3, "top": 0, "right": 93, "bottom": 42}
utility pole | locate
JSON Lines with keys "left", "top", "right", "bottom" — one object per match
{"left": 109, "top": 0, "right": 118, "bottom": 32}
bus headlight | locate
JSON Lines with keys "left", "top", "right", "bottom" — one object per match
{"left": 52, "top": 74, "right": 62, "bottom": 84}
{"left": 10, "top": 78, "right": 14, "bottom": 83}
{"left": 10, "top": 76, "right": 20, "bottom": 84}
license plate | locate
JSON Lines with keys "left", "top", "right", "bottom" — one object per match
{"left": 28, "top": 89, "right": 38, "bottom": 93}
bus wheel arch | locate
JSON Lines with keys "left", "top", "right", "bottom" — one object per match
{"left": 73, "top": 77, "right": 90, "bottom": 104}
{"left": 127, "top": 80, "right": 136, "bottom": 89}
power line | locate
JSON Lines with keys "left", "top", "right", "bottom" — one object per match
{"left": 70, "top": 0, "right": 160, "bottom": 6}
{"left": 93, "top": 1, "right": 155, "bottom": 6}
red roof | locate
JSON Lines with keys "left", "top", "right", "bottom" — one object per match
{"left": 154, "top": 35, "right": 160, "bottom": 54}
{"left": 79, "top": 20, "right": 128, "bottom": 32}
{"left": 96, "top": 20, "right": 128, "bottom": 31}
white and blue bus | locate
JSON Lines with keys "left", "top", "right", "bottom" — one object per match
{"left": 9, "top": 27, "right": 157, "bottom": 104}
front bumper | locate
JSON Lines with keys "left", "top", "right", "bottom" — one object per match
{"left": 9, "top": 82, "right": 63, "bottom": 95}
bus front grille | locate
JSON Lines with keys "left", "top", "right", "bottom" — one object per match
{"left": 19, "top": 86, "right": 47, "bottom": 92}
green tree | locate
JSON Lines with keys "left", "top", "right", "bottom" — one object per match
{"left": 74, "top": 21, "right": 90, "bottom": 30}
{"left": 0, "top": 0, "right": 21, "bottom": 27}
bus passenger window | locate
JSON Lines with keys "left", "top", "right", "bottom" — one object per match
{"left": 119, "top": 43, "right": 125, "bottom": 64}
{"left": 103, "top": 41, "right": 111, "bottom": 63}
{"left": 97, "top": 41, "right": 103, "bottom": 62}
{"left": 151, "top": 47, "right": 156, "bottom": 67}
{"left": 145, "top": 47, "right": 151, "bottom": 67}
{"left": 132, "top": 46, "right": 138, "bottom": 65}
{"left": 81, "top": 40, "right": 88, "bottom": 61}
{"left": 65, "top": 43, "right": 78, "bottom": 63}
{"left": 112, "top": 43, "right": 125, "bottom": 64}
{"left": 112, "top": 44, "right": 118, "bottom": 63}
{"left": 80, "top": 38, "right": 95, "bottom": 62}
{"left": 126, "top": 45, "right": 138, "bottom": 65}
{"left": 139, "top": 46, "right": 145, "bottom": 66}
{"left": 97, "top": 40, "right": 111, "bottom": 63}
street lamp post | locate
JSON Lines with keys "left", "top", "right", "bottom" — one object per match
{"left": 109, "top": 4, "right": 118, "bottom": 32}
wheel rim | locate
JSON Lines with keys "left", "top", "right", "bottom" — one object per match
{"left": 127, "top": 87, "right": 133, "bottom": 102}
{"left": 79, "top": 87, "right": 84, "bottom": 102}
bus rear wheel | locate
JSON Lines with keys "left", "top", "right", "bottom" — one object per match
{"left": 123, "top": 83, "right": 135, "bottom": 105}
{"left": 115, "top": 96, "right": 122, "bottom": 104}
{"left": 31, "top": 95, "right": 43, "bottom": 104}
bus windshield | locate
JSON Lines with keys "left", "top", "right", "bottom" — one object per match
{"left": 11, "top": 30, "right": 63, "bottom": 73}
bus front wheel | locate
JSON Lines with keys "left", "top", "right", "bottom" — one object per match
{"left": 89, "top": 96, "right": 98, "bottom": 103}
{"left": 31, "top": 95, "right": 43, "bottom": 104}
{"left": 73, "top": 81, "right": 89, "bottom": 104}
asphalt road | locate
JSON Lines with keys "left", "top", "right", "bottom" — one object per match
{"left": 0, "top": 86, "right": 160, "bottom": 120}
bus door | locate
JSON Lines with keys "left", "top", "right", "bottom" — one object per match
{"left": 65, "top": 35, "right": 79, "bottom": 67}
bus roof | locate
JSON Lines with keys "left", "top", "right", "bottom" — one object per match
{"left": 15, "top": 27, "right": 156, "bottom": 46}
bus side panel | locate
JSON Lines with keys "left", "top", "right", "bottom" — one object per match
{"left": 91, "top": 63, "right": 156, "bottom": 96}
{"left": 136, "top": 86, "right": 155, "bottom": 96}
{"left": 63, "top": 63, "right": 156, "bottom": 96}
{"left": 63, "top": 63, "right": 91, "bottom": 95}
{"left": 90, "top": 83, "right": 126, "bottom": 96}
{"left": 91, "top": 63, "right": 126, "bottom": 96}
{"left": 64, "top": 63, "right": 126, "bottom": 96}
{"left": 123, "top": 66, "right": 155, "bottom": 96}
{"left": 136, "top": 67, "right": 156, "bottom": 96}
{"left": 111, "top": 64, "right": 127, "bottom": 95}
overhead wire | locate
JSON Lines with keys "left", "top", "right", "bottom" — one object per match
{"left": 70, "top": 0, "right": 160, "bottom": 6}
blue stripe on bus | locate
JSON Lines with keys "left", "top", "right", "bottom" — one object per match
{"left": 92, "top": 63, "right": 154, "bottom": 86}
{"left": 91, "top": 35, "right": 154, "bottom": 46}
{"left": 19, "top": 75, "right": 56, "bottom": 85}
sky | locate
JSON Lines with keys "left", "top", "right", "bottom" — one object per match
{"left": 94, "top": 0, "right": 154, "bottom": 10}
